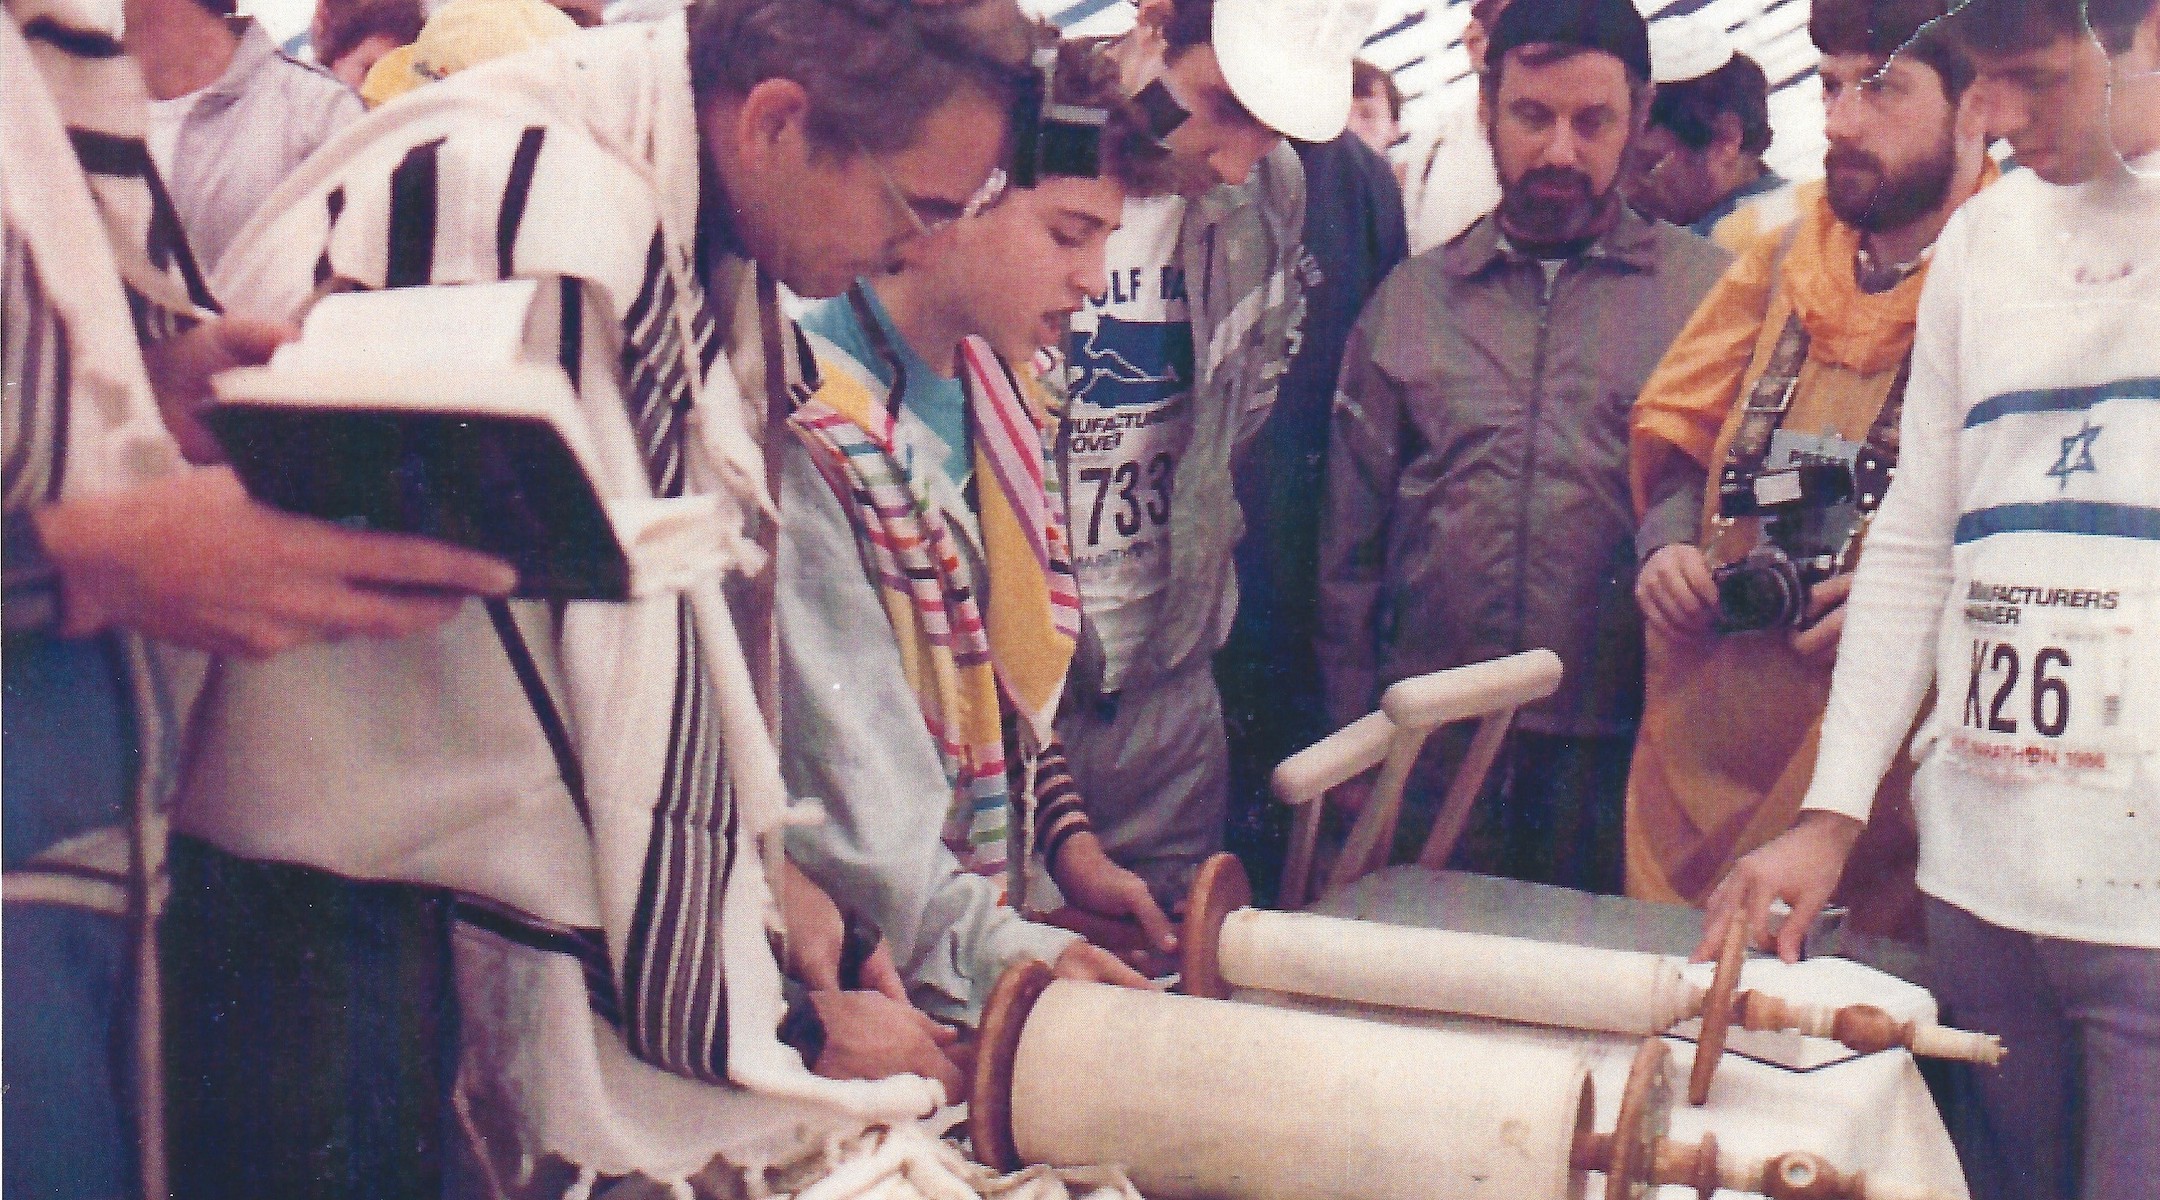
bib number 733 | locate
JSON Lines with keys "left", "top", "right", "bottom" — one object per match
{"left": 1076, "top": 451, "right": 1175, "bottom": 547}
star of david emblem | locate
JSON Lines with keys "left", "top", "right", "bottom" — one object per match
{"left": 2045, "top": 421, "right": 2102, "bottom": 491}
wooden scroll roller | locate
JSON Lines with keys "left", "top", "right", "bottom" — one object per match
{"left": 969, "top": 961, "right": 1956, "bottom": 1200}
{"left": 1272, "top": 650, "right": 1565, "bottom": 908}
{"left": 1178, "top": 854, "right": 2005, "bottom": 1106}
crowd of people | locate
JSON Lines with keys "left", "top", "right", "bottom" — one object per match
{"left": 3, "top": 0, "right": 2154, "bottom": 1197}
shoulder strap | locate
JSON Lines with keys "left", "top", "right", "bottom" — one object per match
{"left": 1713, "top": 220, "right": 1812, "bottom": 514}
{"left": 1716, "top": 309, "right": 1811, "bottom": 513}
{"left": 1850, "top": 354, "right": 1912, "bottom": 518}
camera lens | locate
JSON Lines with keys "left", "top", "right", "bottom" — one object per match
{"left": 1714, "top": 557, "right": 1806, "bottom": 632}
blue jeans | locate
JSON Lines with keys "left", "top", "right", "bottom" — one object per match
{"left": 1924, "top": 897, "right": 2160, "bottom": 1200}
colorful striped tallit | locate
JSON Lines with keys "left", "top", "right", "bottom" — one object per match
{"left": 791, "top": 335, "right": 1078, "bottom": 880}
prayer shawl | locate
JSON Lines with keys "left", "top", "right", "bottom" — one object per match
{"left": 1, "top": 0, "right": 202, "bottom": 922}
{"left": 2, "top": 0, "right": 202, "bottom": 510}
{"left": 1622, "top": 173, "right": 1994, "bottom": 937}
{"left": 790, "top": 335, "right": 1080, "bottom": 885}
{"left": 206, "top": 15, "right": 938, "bottom": 1184}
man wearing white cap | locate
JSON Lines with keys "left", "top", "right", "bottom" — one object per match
{"left": 1625, "top": 14, "right": 1796, "bottom": 248}
{"left": 1402, "top": 0, "right": 1509, "bottom": 255}
{"left": 1051, "top": 0, "right": 1370, "bottom": 914}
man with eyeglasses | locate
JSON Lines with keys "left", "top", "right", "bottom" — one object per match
{"left": 175, "top": 0, "right": 1059, "bottom": 1194}
{"left": 1624, "top": 16, "right": 1794, "bottom": 250}
{"left": 1625, "top": 0, "right": 1993, "bottom": 967}
{"left": 1700, "top": 0, "right": 2160, "bottom": 1195}
{"left": 1043, "top": 0, "right": 1370, "bottom": 922}
{"left": 778, "top": 44, "right": 1196, "bottom": 1030}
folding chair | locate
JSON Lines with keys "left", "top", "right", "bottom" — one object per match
{"left": 1271, "top": 649, "right": 1563, "bottom": 909}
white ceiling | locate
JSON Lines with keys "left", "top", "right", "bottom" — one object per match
{"left": 1031, "top": 0, "right": 1829, "bottom": 184}
{"left": 242, "top": 0, "right": 1830, "bottom": 184}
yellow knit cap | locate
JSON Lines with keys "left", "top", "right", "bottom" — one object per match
{"left": 359, "top": 0, "right": 579, "bottom": 107}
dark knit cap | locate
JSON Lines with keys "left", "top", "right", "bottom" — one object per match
{"left": 1810, "top": 0, "right": 1951, "bottom": 54}
{"left": 1811, "top": 0, "right": 1972, "bottom": 96}
{"left": 1486, "top": 0, "right": 1652, "bottom": 82}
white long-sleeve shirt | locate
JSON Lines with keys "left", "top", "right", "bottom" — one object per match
{"left": 1803, "top": 155, "right": 2160, "bottom": 949}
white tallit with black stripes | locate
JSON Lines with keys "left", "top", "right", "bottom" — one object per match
{"left": 2, "top": 0, "right": 207, "bottom": 912}
{"left": 2, "top": 0, "right": 206, "bottom": 511}
{"left": 201, "top": 13, "right": 941, "bottom": 1184}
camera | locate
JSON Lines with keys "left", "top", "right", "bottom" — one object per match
{"left": 1711, "top": 433, "right": 1870, "bottom": 634}
{"left": 1712, "top": 544, "right": 1831, "bottom": 632}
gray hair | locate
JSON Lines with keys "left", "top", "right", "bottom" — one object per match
{"left": 687, "top": 0, "right": 1048, "bottom": 155}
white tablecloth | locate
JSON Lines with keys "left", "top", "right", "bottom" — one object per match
{"left": 1306, "top": 866, "right": 1970, "bottom": 1200}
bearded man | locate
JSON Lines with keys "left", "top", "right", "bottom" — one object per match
{"left": 1316, "top": 0, "right": 1729, "bottom": 894}
{"left": 1625, "top": 0, "right": 1993, "bottom": 966}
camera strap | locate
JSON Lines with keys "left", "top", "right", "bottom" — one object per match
{"left": 1718, "top": 314, "right": 1914, "bottom": 521}
{"left": 1718, "top": 311, "right": 1810, "bottom": 506}
{"left": 1849, "top": 353, "right": 1910, "bottom": 518}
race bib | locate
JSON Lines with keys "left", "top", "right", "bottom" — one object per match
{"left": 1066, "top": 396, "right": 1186, "bottom": 561}
{"left": 1945, "top": 578, "right": 2154, "bottom": 791}
{"left": 1062, "top": 194, "right": 1194, "bottom": 686}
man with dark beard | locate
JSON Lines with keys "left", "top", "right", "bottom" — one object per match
{"left": 1623, "top": 0, "right": 1992, "bottom": 965}
{"left": 1316, "top": 0, "right": 1728, "bottom": 895}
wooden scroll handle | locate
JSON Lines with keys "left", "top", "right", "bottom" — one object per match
{"left": 1577, "top": 1040, "right": 1957, "bottom": 1200}
{"left": 1378, "top": 648, "right": 1564, "bottom": 731}
{"left": 1268, "top": 651, "right": 1565, "bottom": 810}
{"left": 1271, "top": 651, "right": 1564, "bottom": 905}
{"left": 1690, "top": 910, "right": 2005, "bottom": 1076}
{"left": 1178, "top": 853, "right": 1250, "bottom": 1000}
{"left": 1689, "top": 915, "right": 1749, "bottom": 1105}
{"left": 1736, "top": 992, "right": 2007, "bottom": 1066}
{"left": 1272, "top": 712, "right": 1395, "bottom": 908}
{"left": 1740, "top": 1153, "right": 1961, "bottom": 1200}
{"left": 1272, "top": 711, "right": 1395, "bottom": 806}
{"left": 970, "top": 958, "right": 1057, "bottom": 1172}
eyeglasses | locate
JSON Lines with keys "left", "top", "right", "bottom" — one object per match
{"left": 861, "top": 146, "right": 1008, "bottom": 239}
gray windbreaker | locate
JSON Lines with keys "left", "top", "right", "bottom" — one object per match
{"left": 1317, "top": 208, "right": 1730, "bottom": 738}
{"left": 1061, "top": 142, "right": 1309, "bottom": 695}
{"left": 1052, "top": 144, "right": 1306, "bottom": 898}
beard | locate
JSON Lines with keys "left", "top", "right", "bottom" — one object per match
{"left": 1824, "top": 133, "right": 1957, "bottom": 233}
{"left": 1496, "top": 164, "right": 1617, "bottom": 248}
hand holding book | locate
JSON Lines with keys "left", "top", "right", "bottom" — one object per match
{"left": 208, "top": 281, "right": 730, "bottom": 601}
{"left": 32, "top": 464, "right": 516, "bottom": 656}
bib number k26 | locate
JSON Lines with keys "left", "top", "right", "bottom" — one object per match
{"left": 1947, "top": 622, "right": 2141, "bottom": 789}
{"left": 1962, "top": 640, "right": 2076, "bottom": 739}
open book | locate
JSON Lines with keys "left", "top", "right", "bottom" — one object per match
{"left": 209, "top": 279, "right": 724, "bottom": 600}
